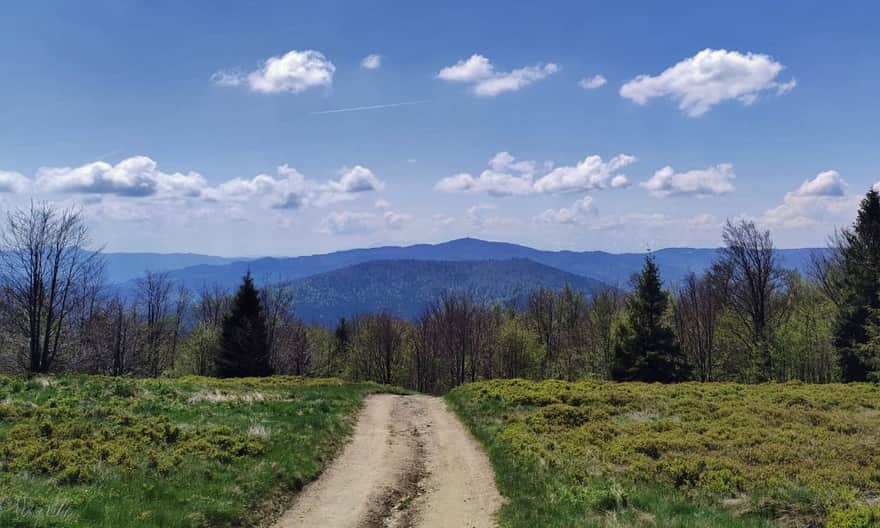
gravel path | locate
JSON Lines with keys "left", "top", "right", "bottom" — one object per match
{"left": 272, "top": 394, "right": 503, "bottom": 528}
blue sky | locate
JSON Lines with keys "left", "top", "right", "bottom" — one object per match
{"left": 0, "top": 1, "right": 878, "bottom": 256}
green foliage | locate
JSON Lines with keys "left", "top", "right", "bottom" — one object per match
{"left": 826, "top": 505, "right": 880, "bottom": 528}
{"left": 172, "top": 324, "right": 220, "bottom": 377}
{"left": 0, "top": 374, "right": 393, "bottom": 527}
{"left": 448, "top": 379, "right": 880, "bottom": 527}
{"left": 217, "top": 272, "right": 272, "bottom": 377}
{"left": 614, "top": 256, "right": 689, "bottom": 382}
{"left": 832, "top": 189, "right": 880, "bottom": 381}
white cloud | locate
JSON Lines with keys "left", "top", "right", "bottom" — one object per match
{"left": 213, "top": 49, "right": 335, "bottom": 94}
{"left": 383, "top": 210, "right": 412, "bottom": 230}
{"left": 763, "top": 170, "right": 855, "bottom": 228}
{"left": 620, "top": 49, "right": 795, "bottom": 116}
{"left": 36, "top": 156, "right": 207, "bottom": 198}
{"left": 793, "top": 169, "right": 845, "bottom": 197}
{"left": 319, "top": 211, "right": 374, "bottom": 235}
{"left": 537, "top": 196, "right": 595, "bottom": 225}
{"left": 641, "top": 164, "right": 736, "bottom": 197}
{"left": 374, "top": 199, "right": 391, "bottom": 209}
{"left": 611, "top": 175, "right": 630, "bottom": 188}
{"left": 579, "top": 74, "right": 607, "bottom": 90}
{"left": 437, "top": 54, "right": 559, "bottom": 96}
{"left": 533, "top": 154, "right": 636, "bottom": 193}
{"left": 0, "top": 170, "right": 30, "bottom": 193}
{"left": 319, "top": 208, "right": 411, "bottom": 235}
{"left": 361, "top": 54, "right": 382, "bottom": 70}
{"left": 326, "top": 165, "right": 384, "bottom": 193}
{"left": 437, "top": 151, "right": 635, "bottom": 197}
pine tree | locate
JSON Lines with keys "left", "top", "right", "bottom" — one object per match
{"left": 216, "top": 272, "right": 272, "bottom": 377}
{"left": 833, "top": 189, "right": 880, "bottom": 381}
{"left": 613, "top": 256, "right": 690, "bottom": 382}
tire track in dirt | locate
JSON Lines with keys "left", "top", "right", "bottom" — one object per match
{"left": 271, "top": 394, "right": 503, "bottom": 528}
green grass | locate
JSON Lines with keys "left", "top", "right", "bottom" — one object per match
{"left": 447, "top": 379, "right": 880, "bottom": 528}
{"left": 0, "top": 375, "right": 400, "bottom": 528}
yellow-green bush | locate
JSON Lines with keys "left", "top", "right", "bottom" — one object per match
{"left": 451, "top": 379, "right": 880, "bottom": 526}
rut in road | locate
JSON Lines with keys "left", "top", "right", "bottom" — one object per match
{"left": 272, "top": 394, "right": 503, "bottom": 528}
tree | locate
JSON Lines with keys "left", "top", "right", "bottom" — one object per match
{"left": 716, "top": 219, "right": 787, "bottom": 381}
{"left": 216, "top": 272, "right": 272, "bottom": 377}
{"left": 674, "top": 272, "right": 723, "bottom": 381}
{"left": 818, "top": 190, "right": 880, "bottom": 381}
{"left": 0, "top": 202, "right": 104, "bottom": 373}
{"left": 613, "top": 256, "right": 689, "bottom": 382}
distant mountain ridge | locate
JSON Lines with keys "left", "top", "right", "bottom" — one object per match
{"left": 288, "top": 258, "right": 610, "bottom": 324}
{"left": 137, "top": 238, "right": 822, "bottom": 291}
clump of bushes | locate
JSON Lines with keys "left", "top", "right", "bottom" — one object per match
{"left": 450, "top": 379, "right": 880, "bottom": 526}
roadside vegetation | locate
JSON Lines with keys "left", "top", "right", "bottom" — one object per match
{"left": 449, "top": 379, "right": 880, "bottom": 528}
{"left": 0, "top": 375, "right": 397, "bottom": 528}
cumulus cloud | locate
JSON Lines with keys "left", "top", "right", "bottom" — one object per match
{"left": 434, "top": 151, "right": 536, "bottom": 196}
{"left": 763, "top": 170, "right": 855, "bottom": 228}
{"left": 620, "top": 49, "right": 795, "bottom": 116}
{"left": 383, "top": 210, "right": 412, "bottom": 230}
{"left": 319, "top": 208, "right": 411, "bottom": 234}
{"left": 319, "top": 211, "right": 375, "bottom": 235}
{"left": 641, "top": 164, "right": 736, "bottom": 197}
{"left": 579, "top": 75, "right": 607, "bottom": 90}
{"left": 437, "top": 54, "right": 559, "bottom": 96}
{"left": 536, "top": 196, "right": 595, "bottom": 225}
{"left": 361, "top": 54, "right": 382, "bottom": 70}
{"left": 436, "top": 151, "right": 634, "bottom": 197}
{"left": 213, "top": 49, "right": 335, "bottom": 94}
{"left": 0, "top": 170, "right": 30, "bottom": 193}
{"left": 534, "top": 154, "right": 636, "bottom": 194}
{"left": 326, "top": 165, "right": 384, "bottom": 193}
{"left": 36, "top": 156, "right": 207, "bottom": 198}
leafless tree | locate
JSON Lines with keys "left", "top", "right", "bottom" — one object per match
{"left": 527, "top": 288, "right": 559, "bottom": 377}
{"left": 134, "top": 270, "right": 175, "bottom": 376}
{"left": 717, "top": 219, "right": 788, "bottom": 379}
{"left": 196, "top": 283, "right": 231, "bottom": 327}
{"left": 0, "top": 202, "right": 104, "bottom": 373}
{"left": 260, "top": 280, "right": 296, "bottom": 361}
{"left": 674, "top": 272, "right": 723, "bottom": 381}
{"left": 586, "top": 289, "right": 623, "bottom": 379}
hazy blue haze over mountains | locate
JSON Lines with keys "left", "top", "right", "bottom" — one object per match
{"left": 104, "top": 238, "right": 821, "bottom": 323}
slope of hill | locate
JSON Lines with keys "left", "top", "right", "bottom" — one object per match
{"left": 160, "top": 238, "right": 822, "bottom": 291}
{"left": 288, "top": 259, "right": 610, "bottom": 324}
{"left": 103, "top": 253, "right": 245, "bottom": 283}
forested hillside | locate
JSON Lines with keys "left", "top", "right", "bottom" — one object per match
{"left": 289, "top": 258, "right": 610, "bottom": 324}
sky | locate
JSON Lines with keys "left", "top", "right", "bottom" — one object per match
{"left": 0, "top": 0, "right": 878, "bottom": 256}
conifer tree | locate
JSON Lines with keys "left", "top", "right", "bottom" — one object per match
{"left": 831, "top": 189, "right": 880, "bottom": 381}
{"left": 216, "top": 272, "right": 272, "bottom": 377}
{"left": 613, "top": 256, "right": 689, "bottom": 382}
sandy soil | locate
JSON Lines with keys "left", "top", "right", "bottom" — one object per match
{"left": 272, "top": 394, "right": 503, "bottom": 528}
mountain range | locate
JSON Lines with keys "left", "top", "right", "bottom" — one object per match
{"left": 104, "top": 238, "right": 824, "bottom": 323}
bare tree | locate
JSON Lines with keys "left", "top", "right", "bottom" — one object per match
{"left": 674, "top": 272, "right": 723, "bottom": 381}
{"left": 527, "top": 288, "right": 559, "bottom": 377}
{"left": 196, "top": 283, "right": 231, "bottom": 327}
{"left": 260, "top": 280, "right": 296, "bottom": 362}
{"left": 0, "top": 202, "right": 104, "bottom": 373}
{"left": 586, "top": 289, "right": 623, "bottom": 379}
{"left": 717, "top": 219, "right": 787, "bottom": 380}
{"left": 134, "top": 270, "right": 174, "bottom": 376}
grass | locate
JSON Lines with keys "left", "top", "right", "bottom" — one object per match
{"left": 447, "top": 379, "right": 880, "bottom": 528}
{"left": 0, "top": 374, "right": 400, "bottom": 528}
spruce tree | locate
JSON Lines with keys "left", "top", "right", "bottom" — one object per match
{"left": 833, "top": 189, "right": 880, "bottom": 381}
{"left": 613, "top": 256, "right": 689, "bottom": 382}
{"left": 216, "top": 272, "right": 272, "bottom": 377}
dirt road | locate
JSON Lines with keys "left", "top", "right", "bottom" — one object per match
{"left": 272, "top": 394, "right": 503, "bottom": 528}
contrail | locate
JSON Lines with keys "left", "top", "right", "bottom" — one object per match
{"left": 310, "top": 100, "right": 430, "bottom": 115}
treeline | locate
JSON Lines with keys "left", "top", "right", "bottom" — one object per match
{"left": 2, "top": 191, "right": 880, "bottom": 390}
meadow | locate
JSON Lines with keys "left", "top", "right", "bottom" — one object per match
{"left": 0, "top": 375, "right": 397, "bottom": 528}
{"left": 448, "top": 379, "right": 880, "bottom": 528}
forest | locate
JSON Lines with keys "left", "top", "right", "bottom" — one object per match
{"left": 1, "top": 190, "right": 880, "bottom": 392}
